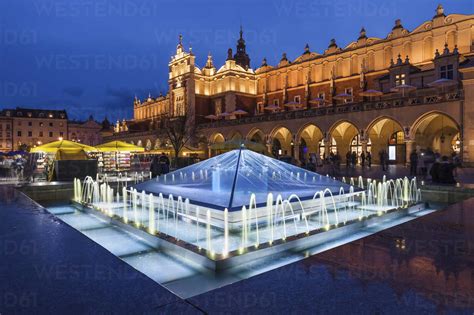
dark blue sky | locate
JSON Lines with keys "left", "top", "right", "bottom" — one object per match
{"left": 0, "top": 0, "right": 472, "bottom": 121}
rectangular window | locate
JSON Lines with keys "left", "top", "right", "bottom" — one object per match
{"left": 273, "top": 99, "right": 279, "bottom": 106}
{"left": 395, "top": 73, "right": 406, "bottom": 86}
{"left": 59, "top": 132, "right": 64, "bottom": 137}
{"left": 28, "top": 121, "right": 32, "bottom": 126}
{"left": 49, "top": 122, "right": 53, "bottom": 127}
{"left": 294, "top": 95, "right": 301, "bottom": 103}
{"left": 49, "top": 132, "right": 53, "bottom": 137}
{"left": 28, "top": 131, "right": 32, "bottom": 137}
{"left": 345, "top": 87, "right": 353, "bottom": 103}
{"left": 440, "top": 65, "right": 454, "bottom": 80}
{"left": 39, "top": 131, "right": 43, "bottom": 137}
{"left": 17, "top": 131, "right": 21, "bottom": 137}
{"left": 257, "top": 102, "right": 263, "bottom": 113}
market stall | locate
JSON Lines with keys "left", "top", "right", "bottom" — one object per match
{"left": 95, "top": 141, "right": 144, "bottom": 173}
{"left": 30, "top": 140, "right": 98, "bottom": 181}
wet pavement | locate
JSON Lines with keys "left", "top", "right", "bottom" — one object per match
{"left": 1, "top": 184, "right": 474, "bottom": 314}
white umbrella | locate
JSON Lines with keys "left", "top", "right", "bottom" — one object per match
{"left": 284, "top": 101, "right": 304, "bottom": 110}
{"left": 390, "top": 84, "right": 416, "bottom": 97}
{"left": 218, "top": 112, "right": 232, "bottom": 118}
{"left": 359, "top": 89, "right": 383, "bottom": 97}
{"left": 205, "top": 114, "right": 219, "bottom": 120}
{"left": 309, "top": 97, "right": 326, "bottom": 107}
{"left": 333, "top": 93, "right": 353, "bottom": 100}
{"left": 264, "top": 104, "right": 280, "bottom": 111}
{"left": 232, "top": 109, "right": 248, "bottom": 116}
{"left": 428, "top": 78, "right": 458, "bottom": 88}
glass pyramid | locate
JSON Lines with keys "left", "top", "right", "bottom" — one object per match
{"left": 134, "top": 148, "right": 354, "bottom": 211}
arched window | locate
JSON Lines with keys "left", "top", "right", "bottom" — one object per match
{"left": 423, "top": 37, "right": 433, "bottom": 61}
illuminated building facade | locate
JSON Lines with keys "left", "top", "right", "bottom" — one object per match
{"left": 110, "top": 5, "right": 474, "bottom": 165}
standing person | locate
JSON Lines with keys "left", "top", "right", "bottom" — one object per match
{"left": 360, "top": 151, "right": 366, "bottom": 168}
{"left": 150, "top": 155, "right": 161, "bottom": 178}
{"left": 159, "top": 152, "right": 170, "bottom": 174}
{"left": 345, "top": 151, "right": 351, "bottom": 168}
{"left": 379, "top": 150, "right": 386, "bottom": 171}
{"left": 366, "top": 151, "right": 372, "bottom": 168}
{"left": 351, "top": 151, "right": 357, "bottom": 169}
{"left": 410, "top": 150, "right": 418, "bottom": 176}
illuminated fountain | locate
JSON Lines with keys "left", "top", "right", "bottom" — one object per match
{"left": 73, "top": 148, "right": 422, "bottom": 270}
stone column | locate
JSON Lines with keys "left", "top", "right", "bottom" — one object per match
{"left": 405, "top": 140, "right": 415, "bottom": 167}
{"left": 361, "top": 139, "right": 368, "bottom": 153}
{"left": 293, "top": 144, "right": 299, "bottom": 161}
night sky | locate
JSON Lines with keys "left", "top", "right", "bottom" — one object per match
{"left": 0, "top": 0, "right": 472, "bottom": 122}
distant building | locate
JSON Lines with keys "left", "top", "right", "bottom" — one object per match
{"left": 0, "top": 115, "right": 13, "bottom": 152}
{"left": 0, "top": 107, "right": 68, "bottom": 151}
{"left": 68, "top": 115, "right": 102, "bottom": 146}
{"left": 0, "top": 108, "right": 107, "bottom": 152}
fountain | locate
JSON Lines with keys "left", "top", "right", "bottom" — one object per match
{"left": 72, "top": 148, "right": 424, "bottom": 270}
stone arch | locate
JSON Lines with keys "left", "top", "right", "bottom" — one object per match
{"left": 269, "top": 126, "right": 293, "bottom": 157}
{"left": 246, "top": 128, "right": 266, "bottom": 145}
{"left": 228, "top": 130, "right": 243, "bottom": 141}
{"left": 145, "top": 139, "right": 152, "bottom": 151}
{"left": 366, "top": 116, "right": 405, "bottom": 164}
{"left": 411, "top": 111, "right": 460, "bottom": 156}
{"left": 296, "top": 123, "right": 324, "bottom": 160}
{"left": 329, "top": 120, "right": 360, "bottom": 156}
{"left": 210, "top": 132, "right": 225, "bottom": 144}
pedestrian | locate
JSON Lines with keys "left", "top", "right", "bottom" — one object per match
{"left": 360, "top": 151, "right": 366, "bottom": 168}
{"left": 366, "top": 151, "right": 372, "bottom": 168}
{"left": 159, "top": 152, "right": 170, "bottom": 174}
{"left": 379, "top": 150, "right": 386, "bottom": 171}
{"left": 346, "top": 151, "right": 351, "bottom": 168}
{"left": 351, "top": 151, "right": 357, "bottom": 169}
{"left": 150, "top": 155, "right": 161, "bottom": 178}
{"left": 409, "top": 150, "right": 418, "bottom": 176}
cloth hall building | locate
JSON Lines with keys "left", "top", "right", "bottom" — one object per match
{"left": 106, "top": 5, "right": 474, "bottom": 165}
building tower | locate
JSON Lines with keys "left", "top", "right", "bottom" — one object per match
{"left": 233, "top": 26, "right": 251, "bottom": 70}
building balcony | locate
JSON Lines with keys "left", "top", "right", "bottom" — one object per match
{"left": 198, "top": 88, "right": 463, "bottom": 129}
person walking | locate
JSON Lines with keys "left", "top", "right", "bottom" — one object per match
{"left": 351, "top": 151, "right": 357, "bottom": 169}
{"left": 366, "top": 151, "right": 372, "bottom": 168}
{"left": 410, "top": 150, "right": 418, "bottom": 176}
{"left": 360, "top": 151, "right": 366, "bottom": 168}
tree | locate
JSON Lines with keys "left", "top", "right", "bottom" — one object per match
{"left": 161, "top": 113, "right": 195, "bottom": 167}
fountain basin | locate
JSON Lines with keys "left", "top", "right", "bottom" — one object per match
{"left": 71, "top": 200, "right": 425, "bottom": 271}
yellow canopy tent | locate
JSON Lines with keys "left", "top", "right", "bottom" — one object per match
{"left": 55, "top": 148, "right": 88, "bottom": 161}
{"left": 30, "top": 140, "right": 98, "bottom": 154}
{"left": 210, "top": 139, "right": 267, "bottom": 154}
{"left": 95, "top": 141, "right": 145, "bottom": 152}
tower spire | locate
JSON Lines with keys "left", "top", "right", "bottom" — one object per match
{"left": 234, "top": 25, "right": 250, "bottom": 70}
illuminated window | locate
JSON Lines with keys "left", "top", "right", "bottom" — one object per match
{"left": 395, "top": 73, "right": 406, "bottom": 86}
{"left": 273, "top": 99, "right": 279, "bottom": 106}
{"left": 440, "top": 65, "right": 453, "bottom": 80}
{"left": 294, "top": 96, "right": 301, "bottom": 103}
